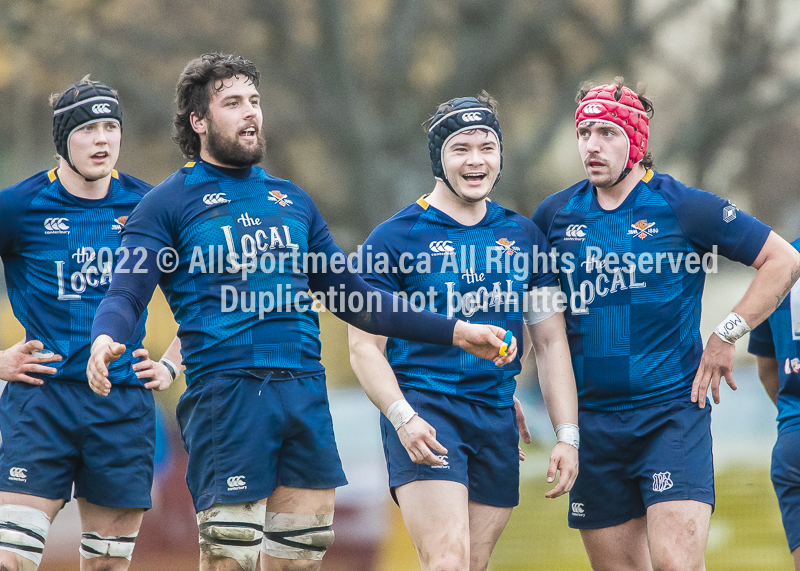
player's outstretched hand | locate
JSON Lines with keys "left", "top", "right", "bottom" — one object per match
{"left": 132, "top": 348, "right": 175, "bottom": 391}
{"left": 87, "top": 335, "right": 126, "bottom": 397}
{"left": 398, "top": 415, "right": 448, "bottom": 467}
{"left": 0, "top": 340, "right": 61, "bottom": 385}
{"left": 691, "top": 333, "right": 737, "bottom": 408}
{"left": 545, "top": 442, "right": 578, "bottom": 499}
{"left": 453, "top": 322, "right": 517, "bottom": 366}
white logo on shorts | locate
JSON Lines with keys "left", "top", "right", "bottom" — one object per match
{"left": 430, "top": 455, "right": 450, "bottom": 469}
{"left": 227, "top": 475, "right": 247, "bottom": 491}
{"left": 571, "top": 502, "right": 585, "bottom": 517}
{"left": 9, "top": 467, "right": 27, "bottom": 482}
{"left": 652, "top": 471, "right": 674, "bottom": 492}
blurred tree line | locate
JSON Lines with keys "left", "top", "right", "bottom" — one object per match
{"left": 2, "top": 0, "right": 800, "bottom": 249}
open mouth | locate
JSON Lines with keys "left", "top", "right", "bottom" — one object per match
{"left": 462, "top": 173, "right": 487, "bottom": 183}
{"left": 240, "top": 127, "right": 257, "bottom": 140}
{"left": 91, "top": 151, "right": 109, "bottom": 161}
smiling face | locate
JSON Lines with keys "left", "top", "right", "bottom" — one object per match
{"left": 192, "top": 75, "right": 265, "bottom": 168}
{"left": 441, "top": 129, "right": 501, "bottom": 203}
{"left": 66, "top": 121, "right": 121, "bottom": 181}
{"left": 577, "top": 121, "right": 630, "bottom": 189}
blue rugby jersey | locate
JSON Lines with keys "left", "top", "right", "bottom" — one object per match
{"left": 119, "top": 160, "right": 346, "bottom": 385}
{"left": 532, "top": 170, "right": 771, "bottom": 411}
{"left": 0, "top": 169, "right": 151, "bottom": 386}
{"left": 748, "top": 238, "right": 800, "bottom": 434}
{"left": 359, "top": 197, "right": 558, "bottom": 408}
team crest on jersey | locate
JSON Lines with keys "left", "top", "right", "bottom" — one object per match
{"left": 627, "top": 219, "right": 658, "bottom": 240}
{"left": 784, "top": 358, "right": 800, "bottom": 375}
{"left": 494, "top": 238, "right": 520, "bottom": 255}
{"left": 111, "top": 216, "right": 128, "bottom": 232}
{"left": 565, "top": 224, "right": 587, "bottom": 241}
{"left": 268, "top": 190, "right": 293, "bottom": 207}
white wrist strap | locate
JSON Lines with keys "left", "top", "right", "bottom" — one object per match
{"left": 159, "top": 357, "right": 179, "bottom": 381}
{"left": 555, "top": 423, "right": 580, "bottom": 450}
{"left": 385, "top": 399, "right": 417, "bottom": 431}
{"left": 713, "top": 312, "right": 751, "bottom": 344}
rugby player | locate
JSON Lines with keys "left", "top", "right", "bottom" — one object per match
{"left": 0, "top": 77, "right": 180, "bottom": 571}
{"left": 348, "top": 93, "right": 579, "bottom": 571}
{"left": 87, "top": 53, "right": 516, "bottom": 571}
{"left": 532, "top": 77, "right": 800, "bottom": 570}
{"left": 748, "top": 237, "right": 800, "bottom": 570}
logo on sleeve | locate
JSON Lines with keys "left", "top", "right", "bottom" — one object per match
{"left": 723, "top": 203, "right": 737, "bottom": 223}
{"left": 627, "top": 220, "right": 658, "bottom": 240}
{"left": 44, "top": 217, "right": 70, "bottom": 234}
{"left": 652, "top": 471, "right": 674, "bottom": 492}
{"left": 267, "top": 190, "right": 293, "bottom": 207}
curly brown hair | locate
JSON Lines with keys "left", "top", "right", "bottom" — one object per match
{"left": 173, "top": 53, "right": 260, "bottom": 159}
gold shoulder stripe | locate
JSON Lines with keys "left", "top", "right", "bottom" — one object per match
{"left": 642, "top": 169, "right": 654, "bottom": 183}
{"left": 185, "top": 161, "right": 196, "bottom": 168}
{"left": 47, "top": 169, "right": 57, "bottom": 183}
{"left": 416, "top": 195, "right": 429, "bottom": 210}
{"left": 111, "top": 169, "right": 119, "bottom": 179}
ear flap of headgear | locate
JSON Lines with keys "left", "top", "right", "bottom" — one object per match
{"left": 53, "top": 80, "right": 122, "bottom": 168}
{"left": 575, "top": 84, "right": 649, "bottom": 169}
{"left": 427, "top": 97, "right": 502, "bottom": 188}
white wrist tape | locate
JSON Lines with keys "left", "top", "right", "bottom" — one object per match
{"left": 713, "top": 312, "right": 751, "bottom": 344}
{"left": 385, "top": 399, "right": 417, "bottom": 431}
{"left": 555, "top": 423, "right": 580, "bottom": 450}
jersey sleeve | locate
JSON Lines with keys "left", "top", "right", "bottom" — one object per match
{"left": 357, "top": 222, "right": 404, "bottom": 293}
{"left": 526, "top": 222, "right": 559, "bottom": 290}
{"left": 119, "top": 184, "right": 179, "bottom": 252}
{"left": 748, "top": 318, "right": 776, "bottom": 358}
{"left": 671, "top": 186, "right": 771, "bottom": 265}
{"left": 298, "top": 185, "right": 345, "bottom": 260}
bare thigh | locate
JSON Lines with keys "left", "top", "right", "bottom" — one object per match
{"left": 467, "top": 500, "right": 512, "bottom": 571}
{"left": 580, "top": 516, "right": 652, "bottom": 571}
{"left": 646, "top": 500, "right": 710, "bottom": 571}
{"left": 395, "top": 480, "right": 470, "bottom": 571}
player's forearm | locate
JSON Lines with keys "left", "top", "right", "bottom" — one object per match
{"left": 756, "top": 356, "right": 780, "bottom": 406}
{"left": 348, "top": 326, "right": 405, "bottom": 414}
{"left": 529, "top": 317, "right": 578, "bottom": 426}
{"left": 733, "top": 234, "right": 800, "bottom": 328}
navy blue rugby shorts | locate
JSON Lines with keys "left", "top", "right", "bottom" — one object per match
{"left": 0, "top": 380, "right": 155, "bottom": 508}
{"left": 177, "top": 370, "right": 347, "bottom": 512}
{"left": 568, "top": 398, "right": 714, "bottom": 529}
{"left": 381, "top": 387, "right": 520, "bottom": 508}
{"left": 771, "top": 427, "right": 800, "bottom": 552}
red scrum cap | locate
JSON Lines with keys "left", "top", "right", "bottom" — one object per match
{"left": 575, "top": 84, "right": 650, "bottom": 169}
